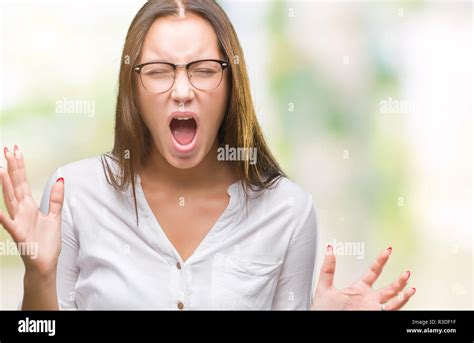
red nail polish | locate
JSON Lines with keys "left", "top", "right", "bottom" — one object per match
{"left": 327, "top": 244, "right": 333, "bottom": 250}
{"left": 387, "top": 246, "right": 392, "bottom": 253}
{"left": 13, "top": 145, "right": 18, "bottom": 152}
{"left": 412, "top": 287, "right": 416, "bottom": 294}
{"left": 56, "top": 177, "right": 64, "bottom": 183}
{"left": 4, "top": 147, "right": 8, "bottom": 155}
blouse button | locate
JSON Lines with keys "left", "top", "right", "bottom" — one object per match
{"left": 176, "top": 262, "right": 182, "bottom": 270}
{"left": 177, "top": 301, "right": 184, "bottom": 310}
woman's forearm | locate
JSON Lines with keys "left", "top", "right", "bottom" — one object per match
{"left": 22, "top": 270, "right": 59, "bottom": 310}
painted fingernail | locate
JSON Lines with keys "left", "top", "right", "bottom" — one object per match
{"left": 56, "top": 177, "right": 64, "bottom": 183}
{"left": 13, "top": 145, "right": 21, "bottom": 159}
{"left": 411, "top": 287, "right": 416, "bottom": 294}
{"left": 387, "top": 246, "right": 392, "bottom": 254}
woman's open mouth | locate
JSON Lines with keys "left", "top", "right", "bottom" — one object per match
{"left": 169, "top": 111, "right": 198, "bottom": 154}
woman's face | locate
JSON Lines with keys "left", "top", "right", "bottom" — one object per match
{"left": 137, "top": 14, "right": 229, "bottom": 169}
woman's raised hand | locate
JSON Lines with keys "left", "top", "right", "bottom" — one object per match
{"left": 311, "top": 245, "right": 416, "bottom": 310}
{"left": 0, "top": 145, "right": 64, "bottom": 277}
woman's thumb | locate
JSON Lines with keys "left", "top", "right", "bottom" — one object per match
{"left": 48, "top": 177, "right": 64, "bottom": 217}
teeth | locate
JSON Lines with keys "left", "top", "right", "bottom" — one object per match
{"left": 176, "top": 117, "right": 191, "bottom": 120}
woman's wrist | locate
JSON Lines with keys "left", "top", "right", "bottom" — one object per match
{"left": 23, "top": 267, "right": 57, "bottom": 286}
{"left": 22, "top": 268, "right": 59, "bottom": 310}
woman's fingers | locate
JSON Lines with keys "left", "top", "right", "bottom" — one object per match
{"left": 378, "top": 270, "right": 411, "bottom": 303}
{"left": 316, "top": 244, "right": 336, "bottom": 290}
{"left": 361, "top": 247, "right": 392, "bottom": 287}
{"left": 384, "top": 286, "right": 416, "bottom": 310}
{"left": 13, "top": 145, "right": 32, "bottom": 198}
{"left": 0, "top": 166, "right": 19, "bottom": 218}
{"left": 48, "top": 177, "right": 64, "bottom": 217}
{"left": 4, "top": 146, "right": 25, "bottom": 202}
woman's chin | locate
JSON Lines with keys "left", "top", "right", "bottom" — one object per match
{"left": 166, "top": 155, "right": 203, "bottom": 169}
{"left": 164, "top": 147, "right": 206, "bottom": 169}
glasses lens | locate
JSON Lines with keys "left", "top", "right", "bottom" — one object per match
{"left": 188, "top": 61, "right": 223, "bottom": 90}
{"left": 140, "top": 63, "right": 175, "bottom": 93}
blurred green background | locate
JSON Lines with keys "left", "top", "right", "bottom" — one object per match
{"left": 0, "top": 0, "right": 472, "bottom": 309}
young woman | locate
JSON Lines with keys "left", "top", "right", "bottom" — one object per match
{"left": 0, "top": 0, "right": 415, "bottom": 310}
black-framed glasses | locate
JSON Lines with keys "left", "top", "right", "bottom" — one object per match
{"left": 133, "top": 59, "right": 229, "bottom": 93}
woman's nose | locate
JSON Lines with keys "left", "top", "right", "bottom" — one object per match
{"left": 171, "top": 69, "right": 194, "bottom": 102}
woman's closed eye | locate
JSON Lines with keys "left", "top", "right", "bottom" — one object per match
{"left": 192, "top": 69, "right": 218, "bottom": 77}
{"left": 144, "top": 69, "right": 173, "bottom": 78}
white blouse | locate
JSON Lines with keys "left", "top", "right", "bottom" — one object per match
{"left": 38, "top": 156, "right": 318, "bottom": 310}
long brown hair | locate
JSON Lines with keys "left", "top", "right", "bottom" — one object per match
{"left": 102, "top": 0, "right": 285, "bottom": 220}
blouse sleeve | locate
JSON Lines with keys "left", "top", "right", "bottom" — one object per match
{"left": 39, "top": 168, "right": 79, "bottom": 310}
{"left": 271, "top": 194, "right": 318, "bottom": 310}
